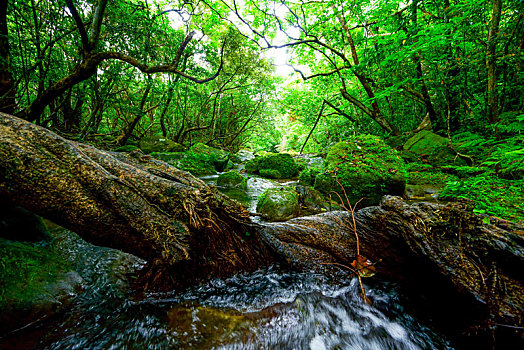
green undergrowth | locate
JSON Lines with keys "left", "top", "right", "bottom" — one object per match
{"left": 440, "top": 176, "right": 524, "bottom": 221}
{"left": 439, "top": 117, "right": 524, "bottom": 221}
{"left": 0, "top": 238, "right": 70, "bottom": 309}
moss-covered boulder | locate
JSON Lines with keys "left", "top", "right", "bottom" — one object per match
{"left": 0, "top": 238, "right": 83, "bottom": 334}
{"left": 256, "top": 187, "right": 300, "bottom": 221}
{"left": 190, "top": 143, "right": 229, "bottom": 172}
{"left": 150, "top": 144, "right": 230, "bottom": 176}
{"left": 230, "top": 150, "right": 255, "bottom": 164}
{"left": 190, "top": 143, "right": 227, "bottom": 158}
{"left": 139, "top": 138, "right": 185, "bottom": 154}
{"left": 403, "top": 130, "right": 465, "bottom": 166}
{"left": 313, "top": 136, "right": 407, "bottom": 206}
{"left": 150, "top": 152, "right": 217, "bottom": 175}
{"left": 245, "top": 153, "right": 299, "bottom": 179}
{"left": 113, "top": 144, "right": 140, "bottom": 153}
{"left": 217, "top": 171, "right": 247, "bottom": 189}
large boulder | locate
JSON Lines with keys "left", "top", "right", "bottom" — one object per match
{"left": 190, "top": 143, "right": 230, "bottom": 172}
{"left": 0, "top": 239, "right": 83, "bottom": 334}
{"left": 139, "top": 138, "right": 185, "bottom": 154}
{"left": 403, "top": 130, "right": 464, "bottom": 166}
{"left": 217, "top": 171, "right": 247, "bottom": 189}
{"left": 246, "top": 153, "right": 299, "bottom": 179}
{"left": 256, "top": 187, "right": 300, "bottom": 221}
{"left": 313, "top": 136, "right": 406, "bottom": 207}
{"left": 230, "top": 150, "right": 255, "bottom": 164}
{"left": 151, "top": 152, "right": 217, "bottom": 176}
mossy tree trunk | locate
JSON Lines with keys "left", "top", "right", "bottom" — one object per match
{"left": 0, "top": 113, "right": 274, "bottom": 290}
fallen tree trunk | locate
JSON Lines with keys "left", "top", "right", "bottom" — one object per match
{"left": 260, "top": 197, "right": 524, "bottom": 348}
{"left": 0, "top": 112, "right": 275, "bottom": 289}
{"left": 1, "top": 113, "right": 522, "bottom": 347}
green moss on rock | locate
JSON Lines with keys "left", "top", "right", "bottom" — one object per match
{"left": 139, "top": 139, "right": 185, "bottom": 154}
{"left": 245, "top": 153, "right": 298, "bottom": 179}
{"left": 190, "top": 143, "right": 227, "bottom": 158}
{"left": 313, "top": 136, "right": 407, "bottom": 206}
{"left": 403, "top": 130, "right": 465, "bottom": 167}
{"left": 0, "top": 238, "right": 82, "bottom": 334}
{"left": 256, "top": 187, "right": 299, "bottom": 221}
{"left": 217, "top": 171, "right": 247, "bottom": 189}
{"left": 259, "top": 169, "right": 281, "bottom": 179}
{"left": 113, "top": 145, "right": 140, "bottom": 153}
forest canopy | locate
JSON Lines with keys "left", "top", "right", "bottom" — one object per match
{"left": 0, "top": 0, "right": 522, "bottom": 151}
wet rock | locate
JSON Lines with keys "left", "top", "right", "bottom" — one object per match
{"left": 257, "top": 187, "right": 300, "bottom": 221}
{"left": 0, "top": 239, "right": 83, "bottom": 335}
{"left": 405, "top": 184, "right": 443, "bottom": 201}
{"left": 217, "top": 171, "right": 247, "bottom": 189}
{"left": 260, "top": 196, "right": 524, "bottom": 348}
{"left": 168, "top": 303, "right": 253, "bottom": 347}
{"left": 139, "top": 138, "right": 185, "bottom": 154}
{"left": 230, "top": 150, "right": 255, "bottom": 163}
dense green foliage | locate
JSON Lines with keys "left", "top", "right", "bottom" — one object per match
{"left": 0, "top": 0, "right": 521, "bottom": 220}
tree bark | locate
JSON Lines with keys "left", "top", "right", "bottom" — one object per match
{"left": 486, "top": 0, "right": 502, "bottom": 123}
{"left": 0, "top": 0, "right": 15, "bottom": 114}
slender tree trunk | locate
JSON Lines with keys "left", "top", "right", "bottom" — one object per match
{"left": 335, "top": 8, "right": 400, "bottom": 136}
{"left": 117, "top": 76, "right": 152, "bottom": 146}
{"left": 0, "top": 0, "right": 15, "bottom": 114}
{"left": 486, "top": 0, "right": 502, "bottom": 123}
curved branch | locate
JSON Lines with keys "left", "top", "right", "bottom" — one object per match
{"left": 20, "top": 34, "right": 227, "bottom": 121}
{"left": 65, "top": 0, "right": 89, "bottom": 53}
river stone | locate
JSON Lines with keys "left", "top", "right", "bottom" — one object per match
{"left": 139, "top": 138, "right": 185, "bottom": 154}
{"left": 403, "top": 130, "right": 465, "bottom": 166}
{"left": 313, "top": 136, "right": 407, "bottom": 207}
{"left": 230, "top": 150, "right": 255, "bottom": 163}
{"left": 217, "top": 171, "right": 247, "bottom": 189}
{"left": 257, "top": 187, "right": 300, "bottom": 221}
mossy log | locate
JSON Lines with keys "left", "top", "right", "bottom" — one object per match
{"left": 0, "top": 113, "right": 274, "bottom": 289}
{"left": 260, "top": 196, "right": 524, "bottom": 348}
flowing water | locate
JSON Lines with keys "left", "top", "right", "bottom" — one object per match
{"left": 8, "top": 226, "right": 452, "bottom": 349}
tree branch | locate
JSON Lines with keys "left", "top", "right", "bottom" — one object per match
{"left": 65, "top": 0, "right": 90, "bottom": 54}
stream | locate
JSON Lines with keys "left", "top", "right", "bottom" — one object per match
{"left": 2, "top": 169, "right": 454, "bottom": 349}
